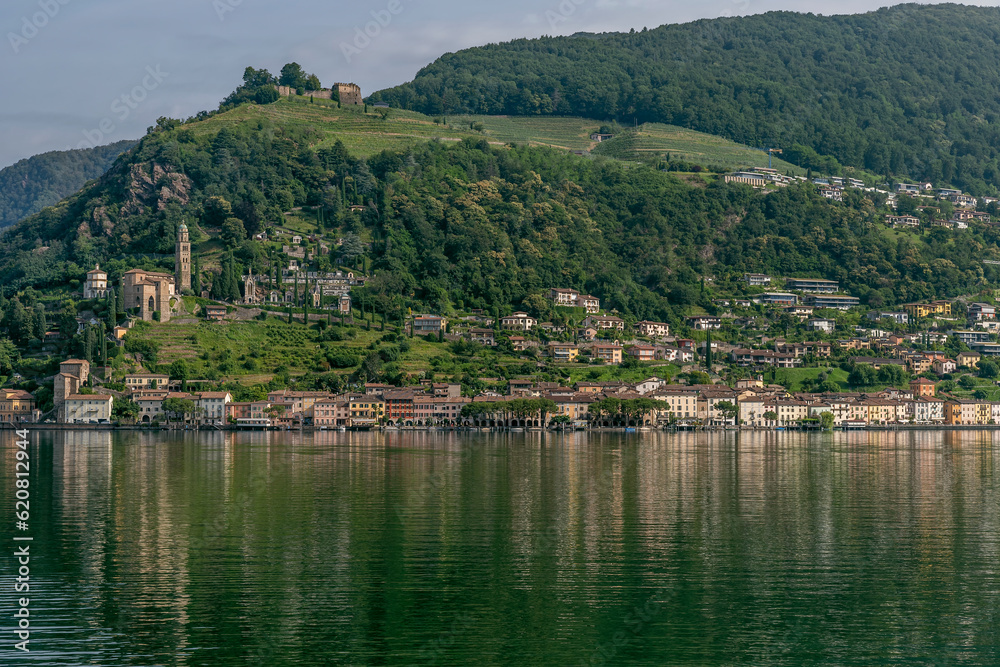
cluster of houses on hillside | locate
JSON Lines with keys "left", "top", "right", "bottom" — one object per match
{"left": 22, "top": 359, "right": 1000, "bottom": 430}
{"left": 883, "top": 182, "right": 996, "bottom": 230}
{"left": 730, "top": 275, "right": 861, "bottom": 311}
{"left": 722, "top": 168, "right": 998, "bottom": 221}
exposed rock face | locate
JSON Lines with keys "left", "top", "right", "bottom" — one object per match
{"left": 92, "top": 206, "right": 113, "bottom": 236}
{"left": 120, "top": 162, "right": 192, "bottom": 217}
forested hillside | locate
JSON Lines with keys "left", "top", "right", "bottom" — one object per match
{"left": 0, "top": 140, "right": 137, "bottom": 229}
{"left": 370, "top": 3, "right": 1000, "bottom": 194}
{"left": 1, "top": 95, "right": 996, "bottom": 328}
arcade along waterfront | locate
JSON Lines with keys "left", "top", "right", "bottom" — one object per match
{"left": 2, "top": 430, "right": 999, "bottom": 665}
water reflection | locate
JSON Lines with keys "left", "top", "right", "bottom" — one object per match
{"left": 0, "top": 430, "right": 998, "bottom": 665}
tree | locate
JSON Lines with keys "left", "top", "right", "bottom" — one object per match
{"left": 360, "top": 351, "right": 383, "bottom": 382}
{"left": 100, "top": 323, "right": 107, "bottom": 365}
{"left": 0, "top": 337, "right": 19, "bottom": 375}
{"left": 34, "top": 307, "right": 46, "bottom": 340}
{"left": 818, "top": 379, "right": 841, "bottom": 393}
{"left": 340, "top": 233, "right": 365, "bottom": 264}
{"left": 279, "top": 63, "right": 308, "bottom": 90}
{"left": 763, "top": 411, "right": 778, "bottom": 422}
{"left": 715, "top": 400, "right": 738, "bottom": 424}
{"left": 820, "top": 412, "right": 835, "bottom": 430}
{"left": 848, "top": 364, "right": 877, "bottom": 388}
{"left": 876, "top": 364, "right": 907, "bottom": 386}
{"left": 265, "top": 404, "right": 287, "bottom": 422}
{"left": 84, "top": 326, "right": 96, "bottom": 364}
{"left": 959, "top": 375, "right": 977, "bottom": 390}
{"left": 221, "top": 217, "right": 247, "bottom": 248}
{"left": 112, "top": 397, "right": 140, "bottom": 424}
{"left": 170, "top": 359, "right": 189, "bottom": 391}
{"left": 162, "top": 397, "right": 198, "bottom": 424}
{"left": 3, "top": 298, "right": 32, "bottom": 345}
{"left": 978, "top": 358, "right": 999, "bottom": 379}
{"left": 106, "top": 289, "right": 117, "bottom": 330}
{"left": 202, "top": 196, "right": 233, "bottom": 228}
{"left": 192, "top": 256, "right": 202, "bottom": 295}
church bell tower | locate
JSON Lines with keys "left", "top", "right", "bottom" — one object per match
{"left": 176, "top": 221, "right": 191, "bottom": 292}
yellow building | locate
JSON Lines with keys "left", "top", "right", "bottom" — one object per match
{"left": 957, "top": 351, "right": 981, "bottom": 369}
{"left": 774, "top": 400, "right": 809, "bottom": 426}
{"left": 655, "top": 391, "right": 699, "bottom": 420}
{"left": 944, "top": 400, "right": 978, "bottom": 425}
{"left": 0, "top": 390, "right": 37, "bottom": 423}
{"left": 553, "top": 396, "right": 594, "bottom": 422}
{"left": 976, "top": 401, "right": 992, "bottom": 425}
{"left": 592, "top": 344, "right": 623, "bottom": 364}
{"left": 349, "top": 395, "right": 384, "bottom": 424}
{"left": 865, "top": 399, "right": 901, "bottom": 424}
{"left": 548, "top": 343, "right": 580, "bottom": 363}
{"left": 903, "top": 301, "right": 951, "bottom": 318}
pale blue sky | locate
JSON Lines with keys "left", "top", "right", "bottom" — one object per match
{"left": 1, "top": 0, "right": 998, "bottom": 168}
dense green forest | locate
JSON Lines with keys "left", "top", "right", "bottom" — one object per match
{"left": 0, "top": 140, "right": 137, "bottom": 229}
{"left": 370, "top": 3, "right": 1000, "bottom": 194}
{"left": 1, "top": 92, "right": 997, "bottom": 328}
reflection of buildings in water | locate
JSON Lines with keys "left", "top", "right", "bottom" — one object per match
{"left": 56, "top": 431, "right": 114, "bottom": 621}
{"left": 34, "top": 428, "right": 1000, "bottom": 655}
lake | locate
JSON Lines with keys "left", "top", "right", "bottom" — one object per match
{"left": 2, "top": 429, "right": 999, "bottom": 665}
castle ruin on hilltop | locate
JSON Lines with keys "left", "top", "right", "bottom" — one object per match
{"left": 277, "top": 82, "right": 363, "bottom": 105}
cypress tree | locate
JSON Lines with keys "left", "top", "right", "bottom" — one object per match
{"left": 116, "top": 285, "right": 125, "bottom": 314}
{"left": 231, "top": 261, "right": 241, "bottom": 302}
{"left": 107, "top": 289, "right": 117, "bottom": 330}
{"left": 84, "top": 326, "right": 95, "bottom": 364}
{"left": 303, "top": 273, "right": 310, "bottom": 321}
{"left": 35, "top": 307, "right": 46, "bottom": 339}
{"left": 100, "top": 324, "right": 107, "bottom": 365}
{"left": 192, "top": 256, "right": 201, "bottom": 295}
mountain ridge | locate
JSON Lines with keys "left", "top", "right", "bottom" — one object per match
{"left": 369, "top": 3, "right": 1000, "bottom": 193}
{"left": 0, "top": 140, "right": 138, "bottom": 229}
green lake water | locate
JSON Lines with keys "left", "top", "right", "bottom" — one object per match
{"left": 2, "top": 429, "right": 999, "bottom": 665}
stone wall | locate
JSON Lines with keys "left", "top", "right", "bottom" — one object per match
{"left": 335, "top": 83, "right": 363, "bottom": 106}
{"left": 277, "top": 86, "right": 333, "bottom": 100}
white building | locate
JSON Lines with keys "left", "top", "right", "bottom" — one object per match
{"left": 84, "top": 265, "right": 110, "bottom": 299}
{"left": 197, "top": 392, "right": 232, "bottom": 424}
{"left": 500, "top": 312, "right": 537, "bottom": 331}
{"left": 64, "top": 394, "right": 113, "bottom": 423}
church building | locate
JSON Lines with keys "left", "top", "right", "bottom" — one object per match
{"left": 121, "top": 222, "right": 191, "bottom": 322}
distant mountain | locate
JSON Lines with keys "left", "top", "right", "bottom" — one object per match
{"left": 370, "top": 3, "right": 1000, "bottom": 194}
{"left": 0, "top": 140, "right": 137, "bottom": 228}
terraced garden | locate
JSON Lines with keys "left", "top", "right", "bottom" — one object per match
{"left": 186, "top": 97, "right": 809, "bottom": 173}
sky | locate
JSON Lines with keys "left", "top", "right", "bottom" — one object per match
{"left": 1, "top": 0, "right": 999, "bottom": 169}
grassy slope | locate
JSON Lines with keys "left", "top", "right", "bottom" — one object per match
{"left": 192, "top": 97, "right": 806, "bottom": 171}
